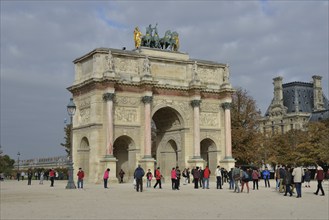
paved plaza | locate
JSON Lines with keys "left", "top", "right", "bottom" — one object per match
{"left": 1, "top": 179, "right": 328, "bottom": 220}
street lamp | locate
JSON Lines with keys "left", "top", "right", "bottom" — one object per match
{"left": 66, "top": 98, "right": 76, "bottom": 189}
{"left": 16, "top": 152, "right": 21, "bottom": 181}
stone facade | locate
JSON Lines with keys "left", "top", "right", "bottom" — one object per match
{"left": 68, "top": 47, "right": 235, "bottom": 183}
{"left": 259, "top": 75, "right": 329, "bottom": 134}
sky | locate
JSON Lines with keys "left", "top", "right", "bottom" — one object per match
{"left": 1, "top": 0, "right": 328, "bottom": 160}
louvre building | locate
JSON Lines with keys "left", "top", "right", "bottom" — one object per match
{"left": 259, "top": 75, "right": 329, "bottom": 134}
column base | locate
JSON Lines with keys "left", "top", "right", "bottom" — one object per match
{"left": 219, "top": 157, "right": 236, "bottom": 171}
{"left": 139, "top": 157, "right": 156, "bottom": 174}
{"left": 188, "top": 157, "right": 205, "bottom": 168}
{"left": 100, "top": 155, "right": 118, "bottom": 183}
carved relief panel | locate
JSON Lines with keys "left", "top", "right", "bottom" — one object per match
{"left": 79, "top": 97, "right": 91, "bottom": 124}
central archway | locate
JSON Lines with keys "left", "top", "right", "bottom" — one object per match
{"left": 152, "top": 107, "right": 184, "bottom": 181}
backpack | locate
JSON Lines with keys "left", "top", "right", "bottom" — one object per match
{"left": 242, "top": 171, "right": 249, "bottom": 181}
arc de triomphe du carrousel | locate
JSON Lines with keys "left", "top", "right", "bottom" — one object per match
{"left": 67, "top": 24, "right": 235, "bottom": 183}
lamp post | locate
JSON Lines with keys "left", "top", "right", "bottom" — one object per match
{"left": 17, "top": 152, "right": 20, "bottom": 180}
{"left": 66, "top": 98, "right": 76, "bottom": 189}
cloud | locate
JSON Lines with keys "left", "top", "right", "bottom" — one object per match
{"left": 1, "top": 1, "right": 328, "bottom": 159}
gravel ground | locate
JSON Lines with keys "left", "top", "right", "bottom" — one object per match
{"left": 1, "top": 179, "right": 328, "bottom": 220}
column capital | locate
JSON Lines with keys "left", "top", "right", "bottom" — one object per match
{"left": 103, "top": 93, "right": 115, "bottom": 102}
{"left": 191, "top": 99, "right": 201, "bottom": 107}
{"left": 142, "top": 96, "right": 153, "bottom": 104}
{"left": 222, "top": 102, "right": 231, "bottom": 110}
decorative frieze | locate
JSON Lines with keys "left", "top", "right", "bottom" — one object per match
{"left": 198, "top": 66, "right": 219, "bottom": 83}
{"left": 114, "top": 107, "right": 138, "bottom": 123}
{"left": 116, "top": 96, "right": 140, "bottom": 106}
{"left": 200, "top": 112, "right": 219, "bottom": 127}
{"left": 201, "top": 102, "right": 219, "bottom": 112}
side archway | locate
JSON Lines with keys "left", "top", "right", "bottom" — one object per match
{"left": 77, "top": 137, "right": 90, "bottom": 180}
{"left": 200, "top": 138, "right": 217, "bottom": 173}
{"left": 113, "top": 135, "right": 135, "bottom": 181}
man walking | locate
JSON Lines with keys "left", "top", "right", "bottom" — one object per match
{"left": 134, "top": 165, "right": 145, "bottom": 192}
{"left": 153, "top": 167, "right": 162, "bottom": 189}
{"left": 314, "top": 164, "right": 325, "bottom": 196}
{"left": 232, "top": 165, "right": 241, "bottom": 193}
{"left": 77, "top": 168, "right": 85, "bottom": 189}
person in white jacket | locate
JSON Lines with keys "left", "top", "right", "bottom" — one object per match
{"left": 292, "top": 165, "right": 305, "bottom": 198}
{"left": 215, "top": 165, "right": 222, "bottom": 189}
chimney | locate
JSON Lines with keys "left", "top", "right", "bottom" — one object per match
{"left": 273, "top": 76, "right": 283, "bottom": 106}
{"left": 312, "top": 75, "right": 324, "bottom": 111}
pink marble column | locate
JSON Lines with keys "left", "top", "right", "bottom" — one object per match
{"left": 103, "top": 93, "right": 115, "bottom": 156}
{"left": 191, "top": 100, "right": 201, "bottom": 158}
{"left": 222, "top": 102, "right": 232, "bottom": 158}
{"left": 142, "top": 96, "right": 153, "bottom": 158}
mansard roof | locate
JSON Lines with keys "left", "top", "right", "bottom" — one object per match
{"left": 309, "top": 109, "right": 329, "bottom": 122}
{"left": 282, "top": 81, "right": 329, "bottom": 113}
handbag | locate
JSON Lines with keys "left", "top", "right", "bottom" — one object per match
{"left": 133, "top": 178, "right": 136, "bottom": 186}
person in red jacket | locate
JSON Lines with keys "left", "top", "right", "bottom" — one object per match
{"left": 77, "top": 168, "right": 85, "bottom": 189}
{"left": 49, "top": 169, "right": 55, "bottom": 187}
{"left": 203, "top": 166, "right": 211, "bottom": 189}
{"left": 314, "top": 164, "right": 325, "bottom": 196}
{"left": 153, "top": 167, "right": 162, "bottom": 189}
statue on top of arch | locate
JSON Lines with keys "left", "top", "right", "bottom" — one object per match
{"left": 134, "top": 23, "right": 180, "bottom": 52}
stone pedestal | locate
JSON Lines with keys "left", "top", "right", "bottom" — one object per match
{"left": 100, "top": 155, "right": 118, "bottom": 183}
{"left": 139, "top": 157, "right": 156, "bottom": 174}
{"left": 219, "top": 157, "right": 236, "bottom": 171}
{"left": 188, "top": 157, "right": 205, "bottom": 169}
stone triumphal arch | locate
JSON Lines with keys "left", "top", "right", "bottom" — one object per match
{"left": 68, "top": 47, "right": 235, "bottom": 183}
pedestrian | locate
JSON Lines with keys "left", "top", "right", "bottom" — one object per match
{"left": 176, "top": 166, "right": 181, "bottom": 190}
{"left": 262, "top": 167, "right": 271, "bottom": 188}
{"left": 314, "top": 164, "right": 325, "bottom": 196}
{"left": 103, "top": 168, "right": 110, "bottom": 189}
{"left": 199, "top": 167, "right": 204, "bottom": 188}
{"left": 215, "top": 165, "right": 222, "bottom": 189}
{"left": 146, "top": 169, "right": 153, "bottom": 188}
{"left": 186, "top": 168, "right": 190, "bottom": 184}
{"left": 275, "top": 165, "right": 281, "bottom": 191}
{"left": 241, "top": 169, "right": 250, "bottom": 193}
{"left": 232, "top": 165, "right": 241, "bottom": 193}
{"left": 182, "top": 168, "right": 188, "bottom": 185}
{"left": 193, "top": 166, "right": 200, "bottom": 189}
{"left": 283, "top": 167, "right": 293, "bottom": 197}
{"left": 153, "top": 167, "right": 162, "bottom": 189}
{"left": 39, "top": 171, "right": 44, "bottom": 185}
{"left": 134, "top": 165, "right": 145, "bottom": 192}
{"left": 292, "top": 165, "right": 305, "bottom": 198}
{"left": 77, "top": 168, "right": 84, "bottom": 189}
{"left": 252, "top": 168, "right": 259, "bottom": 190}
{"left": 304, "top": 168, "right": 311, "bottom": 188}
{"left": 203, "top": 166, "right": 211, "bottom": 189}
{"left": 27, "top": 169, "right": 33, "bottom": 185}
{"left": 171, "top": 167, "right": 177, "bottom": 190}
{"left": 119, "top": 169, "right": 125, "bottom": 183}
{"left": 21, "top": 171, "right": 25, "bottom": 181}
{"left": 16, "top": 172, "right": 20, "bottom": 181}
{"left": 49, "top": 169, "right": 55, "bottom": 187}
{"left": 279, "top": 165, "right": 286, "bottom": 193}
{"left": 228, "top": 168, "right": 234, "bottom": 190}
